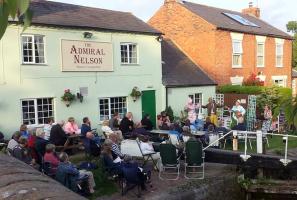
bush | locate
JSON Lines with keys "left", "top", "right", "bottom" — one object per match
{"left": 217, "top": 85, "right": 264, "bottom": 94}
{"left": 243, "top": 73, "right": 264, "bottom": 86}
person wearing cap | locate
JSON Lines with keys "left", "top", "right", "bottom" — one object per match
{"left": 202, "top": 97, "right": 225, "bottom": 126}
{"left": 231, "top": 100, "right": 246, "bottom": 123}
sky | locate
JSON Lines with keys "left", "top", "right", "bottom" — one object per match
{"left": 51, "top": 0, "right": 297, "bottom": 32}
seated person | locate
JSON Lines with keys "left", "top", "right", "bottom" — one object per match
{"left": 12, "top": 137, "right": 37, "bottom": 168}
{"left": 101, "top": 139, "right": 123, "bottom": 175}
{"left": 133, "top": 122, "right": 150, "bottom": 137}
{"left": 216, "top": 120, "right": 230, "bottom": 134}
{"left": 120, "top": 112, "right": 135, "bottom": 138}
{"left": 157, "top": 115, "right": 163, "bottom": 129}
{"left": 44, "top": 144, "right": 60, "bottom": 174}
{"left": 64, "top": 117, "right": 80, "bottom": 135}
{"left": 232, "top": 117, "right": 247, "bottom": 131}
{"left": 109, "top": 133, "right": 126, "bottom": 159}
{"left": 109, "top": 112, "right": 121, "bottom": 131}
{"left": 20, "top": 124, "right": 30, "bottom": 139}
{"left": 27, "top": 131, "right": 38, "bottom": 162}
{"left": 35, "top": 128, "right": 49, "bottom": 162}
{"left": 81, "top": 117, "right": 101, "bottom": 144}
{"left": 159, "top": 112, "right": 171, "bottom": 130}
{"left": 102, "top": 120, "right": 123, "bottom": 140}
{"left": 204, "top": 116, "right": 216, "bottom": 131}
{"left": 50, "top": 120, "right": 67, "bottom": 146}
{"left": 139, "top": 136, "right": 155, "bottom": 154}
{"left": 141, "top": 114, "right": 154, "bottom": 131}
{"left": 44, "top": 118, "right": 54, "bottom": 141}
{"left": 7, "top": 131, "right": 21, "bottom": 154}
{"left": 57, "top": 152, "right": 95, "bottom": 193}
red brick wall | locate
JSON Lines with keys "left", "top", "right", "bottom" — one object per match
{"left": 149, "top": 1, "right": 292, "bottom": 87}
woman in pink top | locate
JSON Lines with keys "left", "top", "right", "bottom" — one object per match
{"left": 44, "top": 144, "right": 60, "bottom": 173}
{"left": 64, "top": 117, "right": 80, "bottom": 135}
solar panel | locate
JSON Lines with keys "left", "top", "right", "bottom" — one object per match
{"left": 223, "top": 12, "right": 260, "bottom": 27}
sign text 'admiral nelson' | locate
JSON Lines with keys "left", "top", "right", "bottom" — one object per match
{"left": 61, "top": 40, "right": 113, "bottom": 72}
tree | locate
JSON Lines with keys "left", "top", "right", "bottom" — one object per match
{"left": 287, "top": 21, "right": 297, "bottom": 69}
{"left": 0, "top": 0, "right": 32, "bottom": 40}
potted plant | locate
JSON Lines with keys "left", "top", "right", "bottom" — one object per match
{"left": 61, "top": 89, "right": 76, "bottom": 107}
{"left": 130, "top": 87, "right": 142, "bottom": 102}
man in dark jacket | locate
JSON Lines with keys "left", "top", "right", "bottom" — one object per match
{"left": 202, "top": 97, "right": 225, "bottom": 126}
{"left": 50, "top": 121, "right": 67, "bottom": 146}
{"left": 120, "top": 112, "right": 134, "bottom": 139}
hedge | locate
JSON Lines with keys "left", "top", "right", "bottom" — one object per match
{"left": 217, "top": 85, "right": 292, "bottom": 96}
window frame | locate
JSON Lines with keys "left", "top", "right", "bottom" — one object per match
{"left": 99, "top": 96, "right": 128, "bottom": 121}
{"left": 188, "top": 93, "right": 203, "bottom": 113}
{"left": 276, "top": 43, "right": 284, "bottom": 68}
{"left": 272, "top": 76, "right": 287, "bottom": 87}
{"left": 256, "top": 42, "right": 265, "bottom": 68}
{"left": 232, "top": 39, "right": 243, "bottom": 68}
{"left": 120, "top": 43, "right": 138, "bottom": 65}
{"left": 21, "top": 97, "right": 54, "bottom": 125}
{"left": 21, "top": 34, "right": 47, "bottom": 65}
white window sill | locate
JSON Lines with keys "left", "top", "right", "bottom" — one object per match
{"left": 276, "top": 66, "right": 284, "bottom": 68}
{"left": 257, "top": 66, "right": 265, "bottom": 68}
{"left": 22, "top": 63, "right": 48, "bottom": 66}
{"left": 121, "top": 63, "right": 140, "bottom": 66}
{"left": 232, "top": 66, "right": 242, "bottom": 69}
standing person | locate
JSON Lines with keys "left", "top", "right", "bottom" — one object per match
{"left": 109, "top": 112, "right": 120, "bottom": 131}
{"left": 50, "top": 120, "right": 67, "bottom": 146}
{"left": 20, "top": 124, "right": 30, "bottom": 139}
{"left": 262, "top": 105, "right": 272, "bottom": 133}
{"left": 120, "top": 112, "right": 135, "bottom": 139}
{"left": 202, "top": 97, "right": 224, "bottom": 126}
{"left": 44, "top": 118, "right": 54, "bottom": 141}
{"left": 230, "top": 100, "right": 246, "bottom": 123}
{"left": 141, "top": 114, "right": 154, "bottom": 131}
{"left": 64, "top": 117, "right": 80, "bottom": 135}
{"left": 184, "top": 97, "right": 200, "bottom": 124}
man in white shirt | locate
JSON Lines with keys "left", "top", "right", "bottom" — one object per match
{"left": 7, "top": 131, "right": 21, "bottom": 153}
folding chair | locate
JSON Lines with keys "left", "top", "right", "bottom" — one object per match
{"left": 136, "top": 138, "right": 158, "bottom": 170}
{"left": 184, "top": 140, "right": 204, "bottom": 179}
{"left": 159, "top": 143, "right": 180, "bottom": 180}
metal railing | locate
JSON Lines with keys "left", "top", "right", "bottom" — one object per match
{"left": 203, "top": 130, "right": 297, "bottom": 166}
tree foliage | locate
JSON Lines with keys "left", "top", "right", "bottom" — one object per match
{"left": 0, "top": 0, "right": 32, "bottom": 40}
{"left": 287, "top": 21, "right": 297, "bottom": 68}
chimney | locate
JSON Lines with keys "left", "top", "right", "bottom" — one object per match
{"left": 242, "top": 2, "right": 260, "bottom": 18}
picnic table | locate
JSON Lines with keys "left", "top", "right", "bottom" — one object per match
{"left": 56, "top": 134, "right": 83, "bottom": 152}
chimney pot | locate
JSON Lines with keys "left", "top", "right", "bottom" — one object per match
{"left": 242, "top": 2, "right": 260, "bottom": 18}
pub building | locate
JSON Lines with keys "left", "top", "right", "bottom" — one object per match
{"left": 0, "top": 0, "right": 216, "bottom": 134}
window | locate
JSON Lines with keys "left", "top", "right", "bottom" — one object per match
{"left": 188, "top": 93, "right": 202, "bottom": 105}
{"left": 99, "top": 97, "right": 127, "bottom": 121}
{"left": 232, "top": 40, "right": 243, "bottom": 67}
{"left": 276, "top": 43, "right": 283, "bottom": 67}
{"left": 223, "top": 13, "right": 260, "bottom": 27}
{"left": 22, "top": 35, "right": 46, "bottom": 64}
{"left": 21, "top": 98, "right": 54, "bottom": 125}
{"left": 272, "top": 76, "right": 287, "bottom": 87}
{"left": 257, "top": 43, "right": 265, "bottom": 67}
{"left": 120, "top": 43, "right": 138, "bottom": 64}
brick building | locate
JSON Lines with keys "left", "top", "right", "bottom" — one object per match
{"left": 149, "top": 0, "right": 293, "bottom": 86}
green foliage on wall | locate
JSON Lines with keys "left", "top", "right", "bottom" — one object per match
{"left": 217, "top": 85, "right": 264, "bottom": 94}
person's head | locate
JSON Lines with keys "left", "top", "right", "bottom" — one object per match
{"left": 20, "top": 124, "right": 27, "bottom": 132}
{"left": 68, "top": 117, "right": 75, "bottom": 124}
{"left": 187, "top": 97, "right": 193, "bottom": 104}
{"left": 35, "top": 128, "right": 45, "bottom": 138}
{"left": 143, "top": 114, "right": 150, "bottom": 120}
{"left": 126, "top": 112, "right": 133, "bottom": 120}
{"left": 18, "top": 136, "right": 28, "bottom": 147}
{"left": 109, "top": 133, "right": 119, "bottom": 143}
{"left": 102, "top": 120, "right": 109, "bottom": 126}
{"left": 205, "top": 116, "right": 211, "bottom": 123}
{"left": 59, "top": 152, "right": 69, "bottom": 162}
{"left": 46, "top": 118, "right": 54, "bottom": 125}
{"left": 235, "top": 100, "right": 241, "bottom": 106}
{"left": 264, "top": 105, "right": 270, "bottom": 110}
{"left": 58, "top": 120, "right": 65, "bottom": 127}
{"left": 12, "top": 131, "right": 21, "bottom": 140}
{"left": 113, "top": 112, "right": 119, "bottom": 119}
{"left": 102, "top": 139, "right": 113, "bottom": 153}
{"left": 238, "top": 116, "right": 244, "bottom": 124}
{"left": 208, "top": 97, "right": 213, "bottom": 103}
{"left": 45, "top": 144, "right": 56, "bottom": 154}
{"left": 83, "top": 117, "right": 90, "bottom": 124}
{"left": 208, "top": 124, "right": 215, "bottom": 132}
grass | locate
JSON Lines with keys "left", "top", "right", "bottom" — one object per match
{"left": 69, "top": 153, "right": 118, "bottom": 199}
{"left": 224, "top": 135, "right": 297, "bottom": 155}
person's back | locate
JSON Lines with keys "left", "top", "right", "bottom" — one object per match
{"left": 7, "top": 138, "right": 18, "bottom": 153}
{"left": 81, "top": 123, "right": 91, "bottom": 138}
{"left": 50, "top": 123, "right": 67, "bottom": 146}
{"left": 12, "top": 142, "right": 32, "bottom": 165}
{"left": 35, "top": 137, "right": 49, "bottom": 156}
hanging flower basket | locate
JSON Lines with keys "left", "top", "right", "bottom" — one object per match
{"left": 130, "top": 87, "right": 142, "bottom": 102}
{"left": 61, "top": 89, "right": 76, "bottom": 107}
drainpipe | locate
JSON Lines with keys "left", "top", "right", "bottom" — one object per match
{"left": 165, "top": 87, "right": 168, "bottom": 108}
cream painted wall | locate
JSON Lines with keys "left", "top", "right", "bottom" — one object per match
{"left": 167, "top": 86, "right": 216, "bottom": 117}
{"left": 0, "top": 25, "right": 164, "bottom": 136}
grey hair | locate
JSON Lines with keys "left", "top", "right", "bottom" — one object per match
{"left": 59, "top": 152, "right": 68, "bottom": 162}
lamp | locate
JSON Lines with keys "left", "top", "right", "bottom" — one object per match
{"left": 83, "top": 32, "right": 93, "bottom": 39}
{"left": 156, "top": 35, "right": 163, "bottom": 42}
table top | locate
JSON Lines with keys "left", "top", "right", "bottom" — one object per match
{"left": 191, "top": 131, "right": 206, "bottom": 136}
{"left": 150, "top": 130, "right": 171, "bottom": 135}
